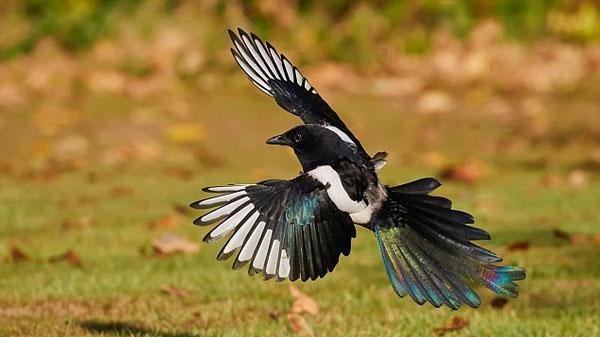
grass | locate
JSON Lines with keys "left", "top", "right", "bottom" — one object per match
{"left": 0, "top": 88, "right": 599, "bottom": 337}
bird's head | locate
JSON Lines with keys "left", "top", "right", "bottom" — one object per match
{"left": 266, "top": 125, "right": 358, "bottom": 172}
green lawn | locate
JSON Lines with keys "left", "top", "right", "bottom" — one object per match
{"left": 0, "top": 89, "right": 599, "bottom": 336}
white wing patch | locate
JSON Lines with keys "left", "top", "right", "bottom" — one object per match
{"left": 308, "top": 165, "right": 367, "bottom": 214}
{"left": 324, "top": 125, "right": 356, "bottom": 146}
{"left": 229, "top": 28, "right": 317, "bottom": 97}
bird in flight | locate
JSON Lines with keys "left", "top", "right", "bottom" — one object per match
{"left": 190, "top": 28, "right": 525, "bottom": 310}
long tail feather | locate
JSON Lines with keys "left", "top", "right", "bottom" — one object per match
{"left": 373, "top": 178, "right": 525, "bottom": 310}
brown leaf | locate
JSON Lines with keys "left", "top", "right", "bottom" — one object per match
{"left": 111, "top": 186, "right": 135, "bottom": 197}
{"left": 417, "top": 90, "right": 455, "bottom": 114}
{"left": 568, "top": 169, "right": 589, "bottom": 189}
{"left": 553, "top": 229, "right": 571, "bottom": 241}
{"left": 0, "top": 162, "right": 14, "bottom": 176}
{"left": 490, "top": 297, "right": 509, "bottom": 309}
{"left": 192, "top": 145, "right": 222, "bottom": 167}
{"left": 160, "top": 284, "right": 189, "bottom": 298}
{"left": 288, "top": 285, "right": 320, "bottom": 315}
{"left": 163, "top": 167, "right": 194, "bottom": 180}
{"left": 542, "top": 173, "right": 564, "bottom": 188}
{"left": 569, "top": 234, "right": 590, "bottom": 245}
{"left": 152, "top": 234, "right": 199, "bottom": 256}
{"left": 440, "top": 162, "right": 483, "bottom": 184}
{"left": 268, "top": 309, "right": 282, "bottom": 321}
{"left": 507, "top": 240, "right": 530, "bottom": 251}
{"left": 553, "top": 229, "right": 597, "bottom": 245}
{"left": 150, "top": 214, "right": 180, "bottom": 230}
{"left": 433, "top": 316, "right": 470, "bottom": 336}
{"left": 173, "top": 204, "right": 192, "bottom": 215}
{"left": 49, "top": 250, "right": 82, "bottom": 268}
{"left": 287, "top": 313, "right": 314, "bottom": 337}
{"left": 287, "top": 285, "right": 318, "bottom": 337}
{"left": 61, "top": 215, "right": 93, "bottom": 230}
{"left": 10, "top": 246, "right": 28, "bottom": 262}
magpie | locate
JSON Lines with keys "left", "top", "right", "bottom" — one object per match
{"left": 190, "top": 28, "right": 525, "bottom": 310}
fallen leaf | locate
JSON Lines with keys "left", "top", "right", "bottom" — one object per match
{"left": 417, "top": 90, "right": 455, "bottom": 114}
{"left": 507, "top": 240, "right": 530, "bottom": 251}
{"left": 160, "top": 284, "right": 189, "bottom": 298}
{"left": 111, "top": 186, "right": 135, "bottom": 197}
{"left": 49, "top": 250, "right": 83, "bottom": 268}
{"left": 152, "top": 234, "right": 199, "bottom": 256}
{"left": 543, "top": 173, "right": 564, "bottom": 188}
{"left": 440, "top": 162, "right": 483, "bottom": 184}
{"left": 268, "top": 309, "right": 282, "bottom": 320}
{"left": 10, "top": 246, "right": 28, "bottom": 262}
{"left": 289, "top": 285, "right": 320, "bottom": 315}
{"left": 433, "top": 316, "right": 470, "bottom": 336}
{"left": 192, "top": 145, "right": 222, "bottom": 167}
{"left": 0, "top": 162, "right": 14, "bottom": 176}
{"left": 568, "top": 169, "right": 589, "bottom": 189}
{"left": 61, "top": 215, "right": 93, "bottom": 230}
{"left": 287, "top": 285, "right": 318, "bottom": 336}
{"left": 569, "top": 234, "right": 589, "bottom": 245}
{"left": 490, "top": 297, "right": 509, "bottom": 309}
{"left": 553, "top": 229, "right": 597, "bottom": 245}
{"left": 287, "top": 313, "right": 314, "bottom": 337}
{"left": 150, "top": 214, "right": 180, "bottom": 230}
{"left": 163, "top": 167, "right": 194, "bottom": 180}
{"left": 173, "top": 204, "right": 192, "bottom": 215}
{"left": 553, "top": 229, "right": 571, "bottom": 241}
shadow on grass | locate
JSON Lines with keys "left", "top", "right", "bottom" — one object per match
{"left": 80, "top": 320, "right": 203, "bottom": 337}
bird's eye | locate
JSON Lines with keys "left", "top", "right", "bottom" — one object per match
{"left": 293, "top": 133, "right": 303, "bottom": 143}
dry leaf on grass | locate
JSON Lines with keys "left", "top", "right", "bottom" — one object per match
{"left": 440, "top": 162, "right": 483, "bottom": 184}
{"left": 61, "top": 215, "right": 94, "bottom": 230}
{"left": 150, "top": 214, "right": 180, "bottom": 230}
{"left": 173, "top": 204, "right": 192, "bottom": 215}
{"left": 507, "top": 240, "right": 530, "bottom": 251}
{"left": 163, "top": 167, "right": 194, "bottom": 180}
{"left": 490, "top": 297, "right": 509, "bottom": 309}
{"left": 152, "top": 234, "right": 199, "bottom": 255}
{"left": 110, "top": 186, "right": 135, "bottom": 197}
{"left": 553, "top": 229, "right": 571, "bottom": 241}
{"left": 160, "top": 284, "right": 189, "bottom": 298}
{"left": 433, "top": 316, "right": 470, "bottom": 336}
{"left": 568, "top": 169, "right": 589, "bottom": 189}
{"left": 10, "top": 246, "right": 28, "bottom": 262}
{"left": 289, "top": 285, "right": 320, "bottom": 315}
{"left": 287, "top": 313, "right": 315, "bottom": 337}
{"left": 542, "top": 173, "right": 564, "bottom": 188}
{"left": 287, "top": 285, "right": 319, "bottom": 337}
{"left": 553, "top": 229, "right": 600, "bottom": 245}
{"left": 48, "top": 250, "right": 83, "bottom": 268}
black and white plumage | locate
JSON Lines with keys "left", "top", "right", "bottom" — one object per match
{"left": 228, "top": 28, "right": 367, "bottom": 155}
{"left": 190, "top": 28, "right": 525, "bottom": 310}
{"left": 192, "top": 174, "right": 355, "bottom": 281}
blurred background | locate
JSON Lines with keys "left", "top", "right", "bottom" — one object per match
{"left": 0, "top": 1, "right": 599, "bottom": 336}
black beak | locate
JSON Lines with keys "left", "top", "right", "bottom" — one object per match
{"left": 266, "top": 134, "right": 289, "bottom": 146}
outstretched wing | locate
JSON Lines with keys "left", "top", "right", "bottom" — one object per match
{"left": 190, "top": 174, "right": 356, "bottom": 281}
{"left": 228, "top": 28, "right": 362, "bottom": 149}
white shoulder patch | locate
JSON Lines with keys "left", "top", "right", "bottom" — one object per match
{"left": 324, "top": 125, "right": 356, "bottom": 146}
{"left": 308, "top": 165, "right": 366, "bottom": 214}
